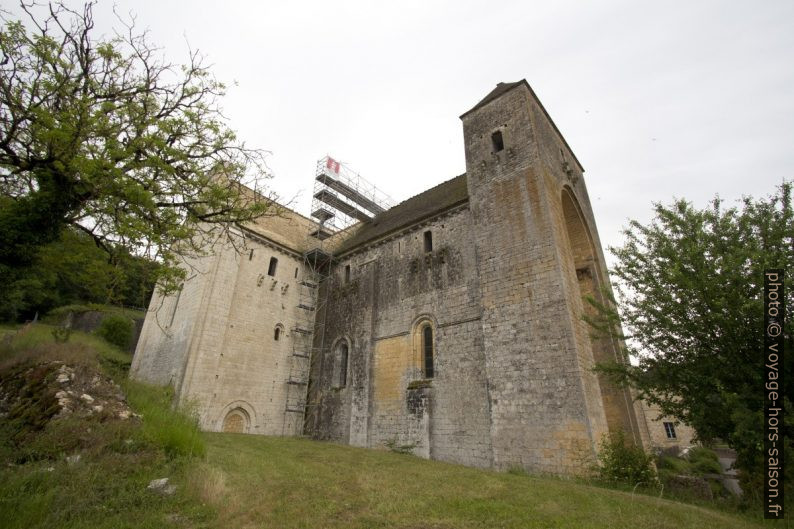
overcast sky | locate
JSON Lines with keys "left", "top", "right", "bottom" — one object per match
{"left": 11, "top": 1, "right": 794, "bottom": 262}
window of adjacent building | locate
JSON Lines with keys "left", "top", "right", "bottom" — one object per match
{"left": 491, "top": 130, "right": 504, "bottom": 152}
{"left": 336, "top": 342, "right": 349, "bottom": 388}
{"left": 423, "top": 230, "right": 433, "bottom": 253}
{"left": 268, "top": 257, "right": 278, "bottom": 276}
{"left": 663, "top": 421, "right": 677, "bottom": 439}
{"left": 422, "top": 325, "right": 434, "bottom": 378}
{"left": 344, "top": 264, "right": 351, "bottom": 284}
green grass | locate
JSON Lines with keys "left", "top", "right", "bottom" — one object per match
{"left": 0, "top": 324, "right": 211, "bottom": 529}
{"left": 125, "top": 381, "right": 206, "bottom": 459}
{"left": 0, "top": 323, "right": 772, "bottom": 528}
{"left": 43, "top": 303, "right": 146, "bottom": 324}
{"left": 0, "top": 322, "right": 130, "bottom": 374}
{"left": 196, "top": 434, "right": 765, "bottom": 529}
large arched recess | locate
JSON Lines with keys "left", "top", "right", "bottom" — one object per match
{"left": 560, "top": 186, "right": 644, "bottom": 446}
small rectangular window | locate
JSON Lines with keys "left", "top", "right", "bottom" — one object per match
{"left": 491, "top": 130, "right": 504, "bottom": 152}
{"left": 267, "top": 257, "right": 278, "bottom": 277}
{"left": 344, "top": 264, "right": 351, "bottom": 284}
{"left": 248, "top": 249, "right": 254, "bottom": 261}
{"left": 423, "top": 230, "right": 433, "bottom": 253}
{"left": 663, "top": 422, "right": 677, "bottom": 439}
{"left": 294, "top": 267, "right": 298, "bottom": 278}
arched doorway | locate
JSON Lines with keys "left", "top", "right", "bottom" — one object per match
{"left": 222, "top": 408, "right": 250, "bottom": 433}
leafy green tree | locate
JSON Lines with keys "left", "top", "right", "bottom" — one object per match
{"left": 0, "top": 227, "right": 159, "bottom": 320}
{"left": 0, "top": 1, "right": 272, "bottom": 296}
{"left": 96, "top": 313, "right": 133, "bottom": 350}
{"left": 593, "top": 183, "right": 792, "bottom": 504}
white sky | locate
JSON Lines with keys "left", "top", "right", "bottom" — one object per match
{"left": 11, "top": 1, "right": 794, "bottom": 262}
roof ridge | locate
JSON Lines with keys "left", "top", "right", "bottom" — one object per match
{"left": 381, "top": 173, "right": 467, "bottom": 214}
{"left": 334, "top": 173, "right": 469, "bottom": 254}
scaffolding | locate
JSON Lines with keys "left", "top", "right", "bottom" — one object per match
{"left": 282, "top": 156, "right": 394, "bottom": 435}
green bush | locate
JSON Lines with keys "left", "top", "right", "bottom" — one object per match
{"left": 596, "top": 430, "right": 657, "bottom": 486}
{"left": 686, "top": 447, "right": 723, "bottom": 475}
{"left": 691, "top": 458, "right": 723, "bottom": 475}
{"left": 686, "top": 446, "right": 719, "bottom": 464}
{"left": 657, "top": 455, "right": 692, "bottom": 474}
{"left": 96, "top": 315, "right": 133, "bottom": 350}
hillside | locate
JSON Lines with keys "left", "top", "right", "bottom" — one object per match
{"left": 198, "top": 434, "right": 764, "bottom": 529}
{"left": 0, "top": 324, "right": 766, "bottom": 529}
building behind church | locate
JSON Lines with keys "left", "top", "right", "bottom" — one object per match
{"left": 132, "top": 80, "right": 681, "bottom": 474}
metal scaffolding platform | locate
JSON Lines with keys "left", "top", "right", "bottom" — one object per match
{"left": 281, "top": 156, "right": 393, "bottom": 436}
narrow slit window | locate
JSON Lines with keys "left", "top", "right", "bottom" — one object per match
{"left": 274, "top": 326, "right": 281, "bottom": 341}
{"left": 337, "top": 343, "right": 349, "bottom": 387}
{"left": 423, "top": 325, "right": 434, "bottom": 378}
{"left": 294, "top": 267, "right": 298, "bottom": 278}
{"left": 168, "top": 288, "right": 182, "bottom": 327}
{"left": 267, "top": 257, "right": 278, "bottom": 277}
{"left": 344, "top": 265, "right": 351, "bottom": 284}
{"left": 423, "top": 230, "right": 433, "bottom": 253}
{"left": 248, "top": 249, "right": 254, "bottom": 261}
{"left": 491, "top": 130, "right": 504, "bottom": 152}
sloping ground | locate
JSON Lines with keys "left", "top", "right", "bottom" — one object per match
{"left": 0, "top": 324, "right": 766, "bottom": 529}
{"left": 0, "top": 324, "right": 211, "bottom": 529}
{"left": 198, "top": 434, "right": 763, "bottom": 529}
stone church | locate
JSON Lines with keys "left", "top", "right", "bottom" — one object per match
{"left": 131, "top": 80, "right": 656, "bottom": 475}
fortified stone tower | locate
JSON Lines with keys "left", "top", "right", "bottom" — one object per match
{"left": 460, "top": 81, "right": 648, "bottom": 473}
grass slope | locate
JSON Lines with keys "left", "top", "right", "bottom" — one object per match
{"left": 0, "top": 324, "right": 769, "bottom": 529}
{"left": 199, "top": 434, "right": 763, "bottom": 529}
{"left": 0, "top": 324, "right": 211, "bottom": 529}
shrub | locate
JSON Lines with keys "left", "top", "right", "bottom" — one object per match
{"left": 686, "top": 447, "right": 723, "bottom": 475}
{"left": 384, "top": 438, "right": 416, "bottom": 455}
{"left": 686, "top": 446, "right": 719, "bottom": 464}
{"left": 51, "top": 326, "right": 71, "bottom": 344}
{"left": 96, "top": 315, "right": 133, "bottom": 350}
{"left": 691, "top": 458, "right": 723, "bottom": 475}
{"left": 657, "top": 455, "right": 692, "bottom": 474}
{"left": 596, "top": 430, "right": 657, "bottom": 486}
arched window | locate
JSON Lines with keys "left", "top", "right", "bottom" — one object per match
{"left": 267, "top": 257, "right": 278, "bottom": 276}
{"left": 335, "top": 341, "right": 349, "bottom": 388}
{"left": 274, "top": 324, "right": 284, "bottom": 341}
{"left": 422, "top": 325, "right": 434, "bottom": 378}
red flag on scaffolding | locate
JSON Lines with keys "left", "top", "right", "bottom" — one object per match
{"left": 326, "top": 157, "right": 340, "bottom": 174}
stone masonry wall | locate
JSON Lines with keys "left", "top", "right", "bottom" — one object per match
{"left": 642, "top": 401, "right": 697, "bottom": 451}
{"left": 307, "top": 207, "right": 494, "bottom": 468}
{"left": 132, "top": 250, "right": 215, "bottom": 388}
{"left": 132, "top": 80, "right": 652, "bottom": 477}
{"left": 527, "top": 89, "right": 651, "bottom": 449}
{"left": 133, "top": 230, "right": 309, "bottom": 435}
{"left": 462, "top": 84, "right": 611, "bottom": 475}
